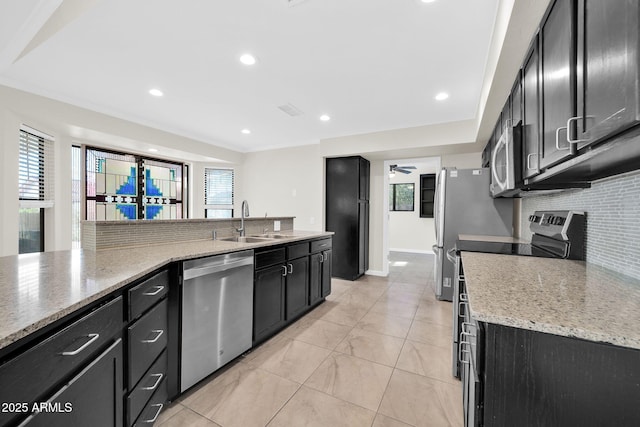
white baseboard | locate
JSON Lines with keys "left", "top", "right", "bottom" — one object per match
{"left": 389, "top": 248, "right": 434, "bottom": 255}
{"left": 365, "top": 270, "right": 388, "bottom": 277}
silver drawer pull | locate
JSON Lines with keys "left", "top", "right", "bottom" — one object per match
{"left": 459, "top": 293, "right": 468, "bottom": 302}
{"left": 319, "top": 254, "right": 324, "bottom": 263}
{"left": 555, "top": 126, "right": 569, "bottom": 150}
{"left": 462, "top": 322, "right": 476, "bottom": 337}
{"left": 141, "top": 373, "right": 164, "bottom": 391}
{"left": 141, "top": 403, "right": 164, "bottom": 423}
{"left": 61, "top": 333, "right": 100, "bottom": 356}
{"left": 459, "top": 338, "right": 471, "bottom": 365}
{"left": 526, "top": 153, "right": 538, "bottom": 170}
{"left": 323, "top": 252, "right": 328, "bottom": 261}
{"left": 142, "top": 329, "right": 164, "bottom": 343}
{"left": 458, "top": 301, "right": 467, "bottom": 318}
{"left": 287, "top": 263, "right": 293, "bottom": 274}
{"left": 282, "top": 265, "right": 287, "bottom": 277}
{"left": 142, "top": 285, "right": 165, "bottom": 296}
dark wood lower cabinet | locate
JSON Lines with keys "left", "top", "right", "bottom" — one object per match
{"left": 23, "top": 339, "right": 124, "bottom": 427}
{"left": 310, "top": 249, "right": 332, "bottom": 305}
{"left": 477, "top": 324, "right": 640, "bottom": 427}
{"left": 253, "top": 264, "right": 286, "bottom": 343}
{"left": 285, "top": 256, "right": 309, "bottom": 320}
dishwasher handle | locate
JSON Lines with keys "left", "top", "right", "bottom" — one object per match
{"left": 184, "top": 256, "right": 253, "bottom": 280}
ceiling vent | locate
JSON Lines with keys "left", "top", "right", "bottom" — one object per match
{"left": 286, "top": 0, "right": 309, "bottom": 7}
{"left": 277, "top": 103, "right": 304, "bottom": 117}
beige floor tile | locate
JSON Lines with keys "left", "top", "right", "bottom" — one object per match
{"left": 155, "top": 402, "right": 187, "bottom": 425}
{"left": 370, "top": 299, "right": 419, "bottom": 319}
{"left": 244, "top": 336, "right": 332, "bottom": 383}
{"left": 414, "top": 301, "right": 453, "bottom": 326}
{"left": 372, "top": 413, "right": 414, "bottom": 427}
{"left": 335, "top": 328, "right": 404, "bottom": 366}
{"left": 388, "top": 282, "right": 426, "bottom": 295}
{"left": 355, "top": 311, "right": 413, "bottom": 338}
{"left": 267, "top": 386, "right": 376, "bottom": 427}
{"left": 396, "top": 339, "right": 458, "bottom": 384}
{"left": 311, "top": 302, "right": 370, "bottom": 327}
{"left": 406, "top": 319, "right": 452, "bottom": 349}
{"left": 378, "top": 369, "right": 462, "bottom": 427}
{"left": 156, "top": 406, "right": 221, "bottom": 427}
{"left": 329, "top": 279, "right": 353, "bottom": 297}
{"left": 336, "top": 290, "right": 380, "bottom": 310}
{"left": 182, "top": 363, "right": 299, "bottom": 427}
{"left": 379, "top": 287, "right": 424, "bottom": 305}
{"left": 282, "top": 317, "right": 352, "bottom": 349}
{"left": 304, "top": 352, "right": 393, "bottom": 411}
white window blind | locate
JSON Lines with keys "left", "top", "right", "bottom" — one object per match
{"left": 19, "top": 128, "right": 54, "bottom": 208}
{"left": 204, "top": 168, "right": 234, "bottom": 218}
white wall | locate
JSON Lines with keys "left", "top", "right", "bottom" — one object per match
{"left": 239, "top": 144, "right": 323, "bottom": 231}
{"left": 388, "top": 162, "right": 440, "bottom": 253}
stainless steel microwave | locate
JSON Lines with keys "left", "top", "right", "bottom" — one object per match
{"left": 490, "top": 120, "right": 522, "bottom": 198}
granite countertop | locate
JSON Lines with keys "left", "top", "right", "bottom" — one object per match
{"left": 461, "top": 252, "right": 640, "bottom": 350}
{"left": 0, "top": 230, "right": 332, "bottom": 351}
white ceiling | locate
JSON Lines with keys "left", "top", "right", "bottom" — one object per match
{"left": 0, "top": 0, "right": 499, "bottom": 153}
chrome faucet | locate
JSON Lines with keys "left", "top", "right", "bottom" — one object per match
{"left": 237, "top": 200, "right": 250, "bottom": 237}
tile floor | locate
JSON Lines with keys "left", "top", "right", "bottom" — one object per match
{"left": 156, "top": 252, "right": 462, "bottom": 427}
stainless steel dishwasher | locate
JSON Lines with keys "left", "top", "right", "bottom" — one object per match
{"left": 181, "top": 250, "right": 254, "bottom": 392}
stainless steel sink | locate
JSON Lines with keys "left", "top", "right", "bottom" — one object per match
{"left": 219, "top": 236, "right": 273, "bottom": 243}
{"left": 250, "top": 233, "right": 292, "bottom": 239}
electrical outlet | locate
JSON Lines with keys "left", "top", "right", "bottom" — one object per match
{"left": 274, "top": 220, "right": 281, "bottom": 231}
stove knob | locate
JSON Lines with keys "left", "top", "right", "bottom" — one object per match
{"left": 546, "top": 215, "right": 554, "bottom": 224}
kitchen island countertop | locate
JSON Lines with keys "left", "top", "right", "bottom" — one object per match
{"left": 461, "top": 251, "right": 640, "bottom": 350}
{"left": 0, "top": 230, "right": 332, "bottom": 351}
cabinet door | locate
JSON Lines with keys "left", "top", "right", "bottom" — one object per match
{"left": 358, "top": 157, "right": 370, "bottom": 200}
{"left": 309, "top": 253, "right": 323, "bottom": 306}
{"left": 358, "top": 201, "right": 369, "bottom": 275}
{"left": 522, "top": 39, "right": 541, "bottom": 179}
{"left": 539, "top": 0, "right": 575, "bottom": 170}
{"left": 511, "top": 71, "right": 523, "bottom": 126}
{"left": 321, "top": 250, "right": 332, "bottom": 298}
{"left": 575, "top": 0, "right": 640, "bottom": 148}
{"left": 501, "top": 96, "right": 511, "bottom": 133}
{"left": 23, "top": 339, "right": 123, "bottom": 427}
{"left": 253, "top": 265, "right": 286, "bottom": 343}
{"left": 285, "top": 256, "right": 309, "bottom": 320}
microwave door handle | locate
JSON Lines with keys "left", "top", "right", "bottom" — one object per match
{"left": 491, "top": 136, "right": 507, "bottom": 191}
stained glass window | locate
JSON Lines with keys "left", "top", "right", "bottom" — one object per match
{"left": 85, "top": 147, "right": 184, "bottom": 220}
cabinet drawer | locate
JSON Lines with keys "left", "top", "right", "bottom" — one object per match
{"left": 255, "top": 247, "right": 286, "bottom": 269}
{"left": 127, "top": 299, "right": 167, "bottom": 388}
{"left": 128, "top": 269, "right": 169, "bottom": 321}
{"left": 127, "top": 350, "right": 167, "bottom": 426}
{"left": 133, "top": 375, "right": 168, "bottom": 426}
{"left": 311, "top": 238, "right": 332, "bottom": 253}
{"left": 287, "top": 242, "right": 309, "bottom": 259}
{"left": 0, "top": 297, "right": 123, "bottom": 426}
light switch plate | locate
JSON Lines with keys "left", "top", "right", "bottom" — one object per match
{"left": 274, "top": 220, "right": 281, "bottom": 231}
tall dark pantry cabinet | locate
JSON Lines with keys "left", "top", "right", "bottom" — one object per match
{"left": 325, "top": 156, "right": 370, "bottom": 280}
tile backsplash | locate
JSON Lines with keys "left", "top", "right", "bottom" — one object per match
{"left": 520, "top": 170, "right": 640, "bottom": 280}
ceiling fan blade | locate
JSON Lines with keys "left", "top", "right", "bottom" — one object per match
{"left": 395, "top": 168, "right": 412, "bottom": 174}
{"left": 397, "top": 166, "right": 416, "bottom": 169}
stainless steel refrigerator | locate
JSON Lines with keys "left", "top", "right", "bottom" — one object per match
{"left": 433, "top": 168, "right": 513, "bottom": 301}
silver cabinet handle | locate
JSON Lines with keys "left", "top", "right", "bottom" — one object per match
{"left": 282, "top": 265, "right": 287, "bottom": 276}
{"left": 566, "top": 116, "right": 591, "bottom": 144}
{"left": 459, "top": 293, "right": 468, "bottom": 302}
{"left": 319, "top": 254, "right": 324, "bottom": 263}
{"left": 141, "top": 329, "right": 164, "bottom": 343}
{"left": 287, "top": 263, "right": 293, "bottom": 274}
{"left": 61, "top": 333, "right": 100, "bottom": 356}
{"left": 323, "top": 252, "right": 328, "bottom": 261}
{"left": 458, "top": 301, "right": 467, "bottom": 318}
{"left": 142, "top": 285, "right": 165, "bottom": 296}
{"left": 141, "top": 404, "right": 164, "bottom": 423}
{"left": 459, "top": 334, "right": 471, "bottom": 365}
{"left": 462, "top": 322, "right": 476, "bottom": 337}
{"left": 555, "top": 126, "right": 569, "bottom": 150}
{"left": 526, "top": 153, "right": 537, "bottom": 170}
{"left": 141, "top": 373, "right": 164, "bottom": 391}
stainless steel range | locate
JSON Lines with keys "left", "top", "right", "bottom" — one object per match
{"left": 451, "top": 210, "right": 586, "bottom": 379}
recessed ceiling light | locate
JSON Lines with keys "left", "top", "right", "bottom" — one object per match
{"left": 239, "top": 54, "right": 257, "bottom": 66}
{"left": 320, "top": 114, "right": 331, "bottom": 122}
{"left": 148, "top": 148, "right": 158, "bottom": 153}
{"left": 420, "top": 0, "right": 436, "bottom": 3}
{"left": 435, "top": 92, "right": 449, "bottom": 101}
{"left": 149, "top": 88, "right": 163, "bottom": 97}
{"left": 241, "top": 129, "right": 251, "bottom": 134}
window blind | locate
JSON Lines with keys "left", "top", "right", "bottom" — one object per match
{"left": 204, "top": 168, "right": 234, "bottom": 206}
{"left": 19, "top": 128, "right": 54, "bottom": 208}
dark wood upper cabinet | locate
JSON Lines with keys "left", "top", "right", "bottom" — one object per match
{"left": 539, "top": 0, "right": 576, "bottom": 170}
{"left": 575, "top": 0, "right": 640, "bottom": 148}
{"left": 419, "top": 174, "right": 436, "bottom": 218}
{"left": 522, "top": 38, "right": 541, "bottom": 179}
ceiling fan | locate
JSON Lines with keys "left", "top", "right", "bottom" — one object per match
{"left": 389, "top": 164, "right": 416, "bottom": 176}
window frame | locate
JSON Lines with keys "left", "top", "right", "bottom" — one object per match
{"left": 389, "top": 183, "right": 415, "bottom": 212}
{"left": 204, "top": 167, "right": 235, "bottom": 218}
